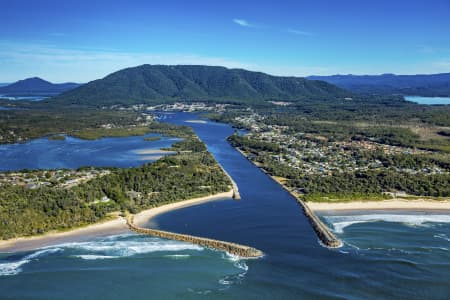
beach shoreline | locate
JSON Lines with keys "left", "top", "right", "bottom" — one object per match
{"left": 307, "top": 199, "right": 450, "bottom": 212}
{"left": 0, "top": 190, "right": 233, "bottom": 253}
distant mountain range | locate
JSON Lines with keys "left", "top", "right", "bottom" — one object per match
{"left": 51, "top": 64, "right": 350, "bottom": 106}
{"left": 307, "top": 73, "right": 450, "bottom": 97}
{"left": 0, "top": 77, "right": 81, "bottom": 95}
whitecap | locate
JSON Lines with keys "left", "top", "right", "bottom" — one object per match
{"left": 218, "top": 252, "right": 249, "bottom": 286}
{"left": 0, "top": 248, "right": 62, "bottom": 276}
{"left": 218, "top": 279, "right": 232, "bottom": 285}
{"left": 74, "top": 255, "right": 120, "bottom": 260}
{"left": 222, "top": 252, "right": 241, "bottom": 262}
{"left": 324, "top": 213, "right": 450, "bottom": 233}
{"left": 434, "top": 234, "right": 450, "bottom": 242}
{"left": 58, "top": 237, "right": 203, "bottom": 258}
{"left": 164, "top": 254, "right": 191, "bottom": 259}
{"left": 0, "top": 259, "right": 30, "bottom": 276}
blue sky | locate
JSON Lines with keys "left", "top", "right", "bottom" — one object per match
{"left": 0, "top": 0, "right": 449, "bottom": 82}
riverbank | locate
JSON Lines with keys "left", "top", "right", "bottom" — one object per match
{"left": 133, "top": 190, "right": 233, "bottom": 226}
{"left": 134, "top": 148, "right": 177, "bottom": 161}
{"left": 232, "top": 146, "right": 342, "bottom": 248}
{"left": 307, "top": 198, "right": 450, "bottom": 211}
{"left": 0, "top": 190, "right": 233, "bottom": 253}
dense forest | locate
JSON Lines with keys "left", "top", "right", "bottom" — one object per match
{"left": 0, "top": 108, "right": 145, "bottom": 144}
{"left": 228, "top": 134, "right": 450, "bottom": 200}
{"left": 49, "top": 64, "right": 350, "bottom": 106}
{"left": 0, "top": 129, "right": 231, "bottom": 240}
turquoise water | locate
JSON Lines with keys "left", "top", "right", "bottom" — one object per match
{"left": 405, "top": 96, "right": 450, "bottom": 105}
{"left": 1, "top": 112, "right": 450, "bottom": 299}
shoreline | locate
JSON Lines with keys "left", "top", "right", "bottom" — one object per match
{"left": 133, "top": 190, "right": 233, "bottom": 226}
{"left": 234, "top": 146, "right": 450, "bottom": 215}
{"left": 134, "top": 149, "right": 176, "bottom": 155}
{"left": 232, "top": 146, "right": 342, "bottom": 247}
{"left": 307, "top": 199, "right": 450, "bottom": 212}
{"left": 0, "top": 190, "right": 233, "bottom": 253}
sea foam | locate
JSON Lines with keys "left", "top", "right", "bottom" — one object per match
{"left": 324, "top": 213, "right": 450, "bottom": 233}
{"left": 61, "top": 236, "right": 203, "bottom": 259}
{"left": 0, "top": 248, "right": 62, "bottom": 276}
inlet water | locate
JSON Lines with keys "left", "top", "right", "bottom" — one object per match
{"left": 0, "top": 112, "right": 449, "bottom": 299}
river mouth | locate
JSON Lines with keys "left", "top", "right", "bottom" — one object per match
{"left": 1, "top": 111, "right": 450, "bottom": 299}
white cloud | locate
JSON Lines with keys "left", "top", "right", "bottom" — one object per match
{"left": 0, "top": 41, "right": 253, "bottom": 82}
{"left": 233, "top": 19, "right": 253, "bottom": 27}
{"left": 286, "top": 28, "right": 312, "bottom": 36}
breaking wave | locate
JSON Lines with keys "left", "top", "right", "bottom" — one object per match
{"left": 164, "top": 254, "right": 191, "bottom": 259}
{"left": 61, "top": 236, "right": 204, "bottom": 258}
{"left": 73, "top": 255, "right": 120, "bottom": 260}
{"left": 324, "top": 213, "right": 450, "bottom": 233}
{"left": 0, "top": 248, "right": 62, "bottom": 276}
{"left": 218, "top": 252, "right": 249, "bottom": 286}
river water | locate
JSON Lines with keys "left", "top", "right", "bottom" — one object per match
{"left": 0, "top": 112, "right": 449, "bottom": 299}
{"left": 0, "top": 134, "right": 178, "bottom": 171}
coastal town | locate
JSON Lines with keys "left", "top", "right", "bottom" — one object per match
{"left": 0, "top": 168, "right": 110, "bottom": 189}
{"left": 109, "top": 102, "right": 230, "bottom": 113}
{"left": 230, "top": 112, "right": 447, "bottom": 177}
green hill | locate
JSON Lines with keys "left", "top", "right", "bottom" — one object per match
{"left": 50, "top": 65, "right": 350, "bottom": 106}
{"left": 0, "top": 77, "right": 80, "bottom": 95}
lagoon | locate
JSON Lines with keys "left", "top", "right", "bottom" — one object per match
{"left": 0, "top": 134, "right": 179, "bottom": 171}
{"left": 0, "top": 112, "right": 449, "bottom": 299}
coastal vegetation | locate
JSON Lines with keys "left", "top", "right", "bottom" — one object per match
{"left": 0, "top": 104, "right": 194, "bottom": 144}
{"left": 227, "top": 112, "right": 450, "bottom": 202}
{"left": 47, "top": 135, "right": 66, "bottom": 141}
{"left": 0, "top": 108, "right": 144, "bottom": 144}
{"left": 72, "top": 126, "right": 152, "bottom": 140}
{"left": 144, "top": 136, "right": 161, "bottom": 141}
{"left": 1, "top": 64, "right": 450, "bottom": 238}
{"left": 0, "top": 127, "right": 231, "bottom": 240}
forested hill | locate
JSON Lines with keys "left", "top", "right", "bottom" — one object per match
{"left": 50, "top": 64, "right": 350, "bottom": 106}
{"left": 308, "top": 73, "right": 450, "bottom": 97}
{"left": 0, "top": 77, "right": 80, "bottom": 95}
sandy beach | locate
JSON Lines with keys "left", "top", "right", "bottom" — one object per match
{"left": 134, "top": 149, "right": 175, "bottom": 155}
{"left": 307, "top": 199, "right": 450, "bottom": 211}
{"left": 185, "top": 120, "right": 207, "bottom": 124}
{"left": 0, "top": 190, "right": 233, "bottom": 253}
{"left": 133, "top": 190, "right": 233, "bottom": 226}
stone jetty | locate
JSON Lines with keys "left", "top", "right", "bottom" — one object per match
{"left": 292, "top": 196, "right": 342, "bottom": 248}
{"left": 217, "top": 162, "right": 240, "bottom": 200}
{"left": 234, "top": 146, "right": 342, "bottom": 248}
{"left": 126, "top": 215, "right": 263, "bottom": 258}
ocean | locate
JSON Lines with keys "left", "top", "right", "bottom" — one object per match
{"left": 0, "top": 112, "right": 449, "bottom": 299}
